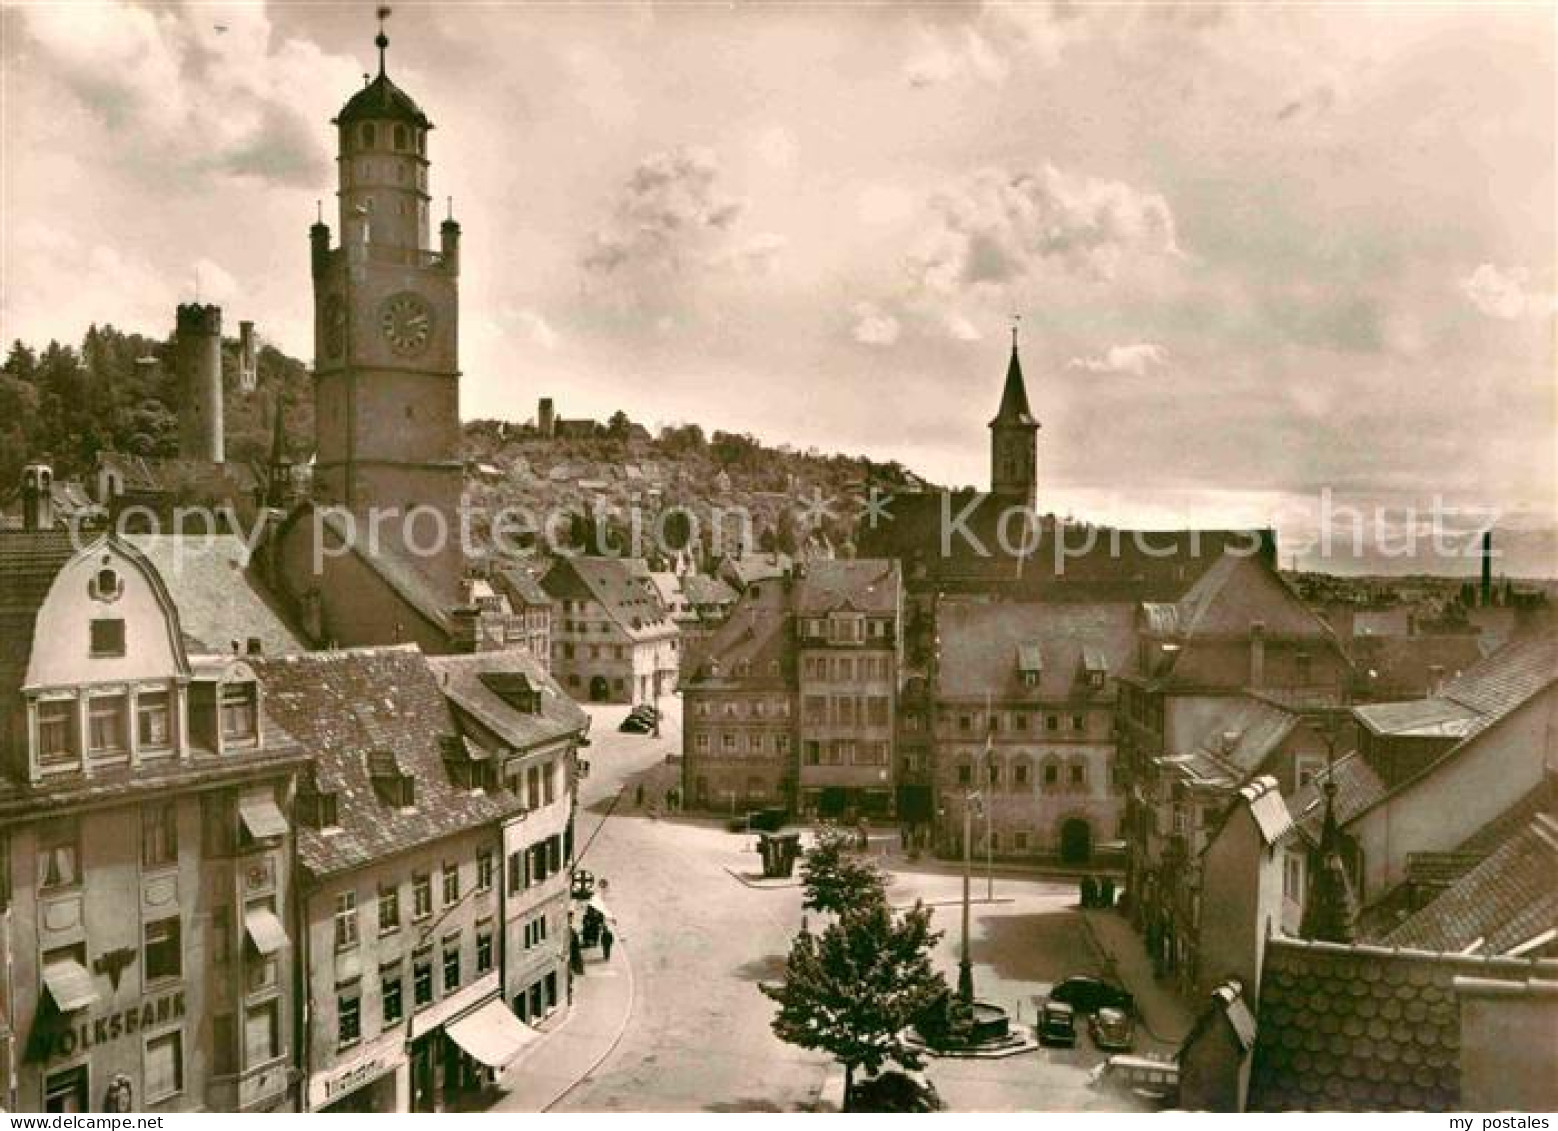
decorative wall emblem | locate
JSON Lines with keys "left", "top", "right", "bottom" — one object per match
{"left": 94, "top": 947, "right": 137, "bottom": 992}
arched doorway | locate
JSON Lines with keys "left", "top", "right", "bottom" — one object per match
{"left": 589, "top": 676, "right": 609, "bottom": 702}
{"left": 1060, "top": 817, "right": 1092, "bottom": 864}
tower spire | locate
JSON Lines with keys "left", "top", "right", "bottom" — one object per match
{"left": 375, "top": 6, "right": 392, "bottom": 76}
{"left": 1300, "top": 762, "right": 1360, "bottom": 944}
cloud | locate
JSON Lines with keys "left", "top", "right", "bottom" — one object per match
{"left": 1460, "top": 263, "right": 1536, "bottom": 320}
{"left": 851, "top": 303, "right": 901, "bottom": 346}
{"left": 513, "top": 309, "right": 560, "bottom": 351}
{"left": 908, "top": 164, "right": 1182, "bottom": 295}
{"left": 945, "top": 313, "right": 983, "bottom": 342}
{"left": 752, "top": 126, "right": 798, "bottom": 172}
{"left": 19, "top": 2, "right": 360, "bottom": 188}
{"left": 1068, "top": 343, "right": 1170, "bottom": 377}
{"left": 904, "top": 25, "right": 1008, "bottom": 88}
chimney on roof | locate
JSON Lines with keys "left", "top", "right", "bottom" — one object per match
{"left": 1480, "top": 529, "right": 1493, "bottom": 607}
{"left": 1249, "top": 621, "right": 1266, "bottom": 687}
{"left": 21, "top": 462, "right": 53, "bottom": 532}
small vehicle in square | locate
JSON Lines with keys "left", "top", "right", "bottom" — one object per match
{"left": 1048, "top": 974, "right": 1135, "bottom": 1016}
{"left": 1086, "top": 1055, "right": 1179, "bottom": 1108}
{"left": 1088, "top": 1006, "right": 1134, "bottom": 1051}
{"left": 1037, "top": 1000, "right": 1077, "bottom": 1047}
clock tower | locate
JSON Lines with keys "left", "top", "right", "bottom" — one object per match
{"left": 310, "top": 23, "right": 464, "bottom": 594}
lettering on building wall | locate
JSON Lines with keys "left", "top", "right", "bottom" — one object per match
{"left": 25, "top": 991, "right": 186, "bottom": 1064}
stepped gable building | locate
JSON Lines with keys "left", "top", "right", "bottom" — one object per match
{"left": 928, "top": 598, "right": 1136, "bottom": 863}
{"left": 272, "top": 26, "right": 480, "bottom": 653}
{"left": 0, "top": 530, "right": 306, "bottom": 1113}
{"left": 856, "top": 336, "right": 1274, "bottom": 604}
{"left": 541, "top": 556, "right": 679, "bottom": 705}
{"left": 249, "top": 645, "right": 559, "bottom": 1112}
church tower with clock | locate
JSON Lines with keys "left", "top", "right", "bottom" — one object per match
{"left": 309, "top": 23, "right": 464, "bottom": 594}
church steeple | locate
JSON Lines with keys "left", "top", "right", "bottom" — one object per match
{"left": 1300, "top": 771, "right": 1360, "bottom": 944}
{"left": 989, "top": 321, "right": 1040, "bottom": 505}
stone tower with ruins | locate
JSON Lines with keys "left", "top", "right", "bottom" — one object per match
{"left": 176, "top": 302, "right": 224, "bottom": 463}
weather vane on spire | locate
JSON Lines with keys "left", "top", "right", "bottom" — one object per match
{"left": 375, "top": 6, "right": 392, "bottom": 74}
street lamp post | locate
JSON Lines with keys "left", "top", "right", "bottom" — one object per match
{"left": 958, "top": 790, "right": 977, "bottom": 1004}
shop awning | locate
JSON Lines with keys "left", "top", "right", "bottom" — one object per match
{"left": 445, "top": 1000, "right": 539, "bottom": 1069}
{"left": 238, "top": 793, "right": 288, "bottom": 840}
{"left": 245, "top": 906, "right": 289, "bottom": 955}
{"left": 43, "top": 958, "right": 97, "bottom": 1012}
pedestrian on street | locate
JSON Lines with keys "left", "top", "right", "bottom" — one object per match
{"left": 601, "top": 924, "right": 615, "bottom": 961}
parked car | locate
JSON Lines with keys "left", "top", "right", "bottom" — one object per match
{"left": 618, "top": 713, "right": 654, "bottom": 734}
{"left": 1088, "top": 1006, "right": 1134, "bottom": 1051}
{"left": 1037, "top": 1000, "right": 1077, "bottom": 1047}
{"left": 1048, "top": 975, "right": 1135, "bottom": 1016}
{"left": 1086, "top": 1055, "right": 1179, "bottom": 1108}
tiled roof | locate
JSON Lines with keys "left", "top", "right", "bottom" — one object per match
{"left": 680, "top": 572, "right": 738, "bottom": 608}
{"left": 792, "top": 559, "right": 900, "bottom": 615}
{"left": 127, "top": 535, "right": 303, "bottom": 657}
{"left": 494, "top": 566, "right": 552, "bottom": 608}
{"left": 1184, "top": 696, "right": 1300, "bottom": 779}
{"left": 1239, "top": 775, "right": 1294, "bottom": 846}
{"left": 1351, "top": 633, "right": 1485, "bottom": 699}
{"left": 1170, "top": 552, "right": 1335, "bottom": 641}
{"left": 427, "top": 651, "right": 587, "bottom": 753}
{"left": 722, "top": 552, "right": 792, "bottom": 588}
{"left": 0, "top": 530, "right": 82, "bottom": 705}
{"left": 1437, "top": 630, "right": 1558, "bottom": 726}
{"left": 1384, "top": 815, "right": 1558, "bottom": 956}
{"left": 684, "top": 583, "right": 792, "bottom": 689}
{"left": 935, "top": 598, "right": 1135, "bottom": 701}
{"left": 313, "top": 507, "right": 453, "bottom": 632}
{"left": 1287, "top": 752, "right": 1389, "bottom": 844}
{"left": 250, "top": 646, "right": 523, "bottom": 878}
{"left": 1249, "top": 937, "right": 1558, "bottom": 1111}
{"left": 542, "top": 555, "right": 675, "bottom": 641}
{"left": 1353, "top": 697, "right": 1480, "bottom": 738}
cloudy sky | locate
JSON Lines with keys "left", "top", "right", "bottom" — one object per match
{"left": 3, "top": 1, "right": 1553, "bottom": 537}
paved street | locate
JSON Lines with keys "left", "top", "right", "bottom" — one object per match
{"left": 538, "top": 701, "right": 1178, "bottom": 1112}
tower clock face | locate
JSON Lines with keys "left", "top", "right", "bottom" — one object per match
{"left": 323, "top": 295, "right": 346, "bottom": 357}
{"left": 379, "top": 292, "right": 434, "bottom": 357}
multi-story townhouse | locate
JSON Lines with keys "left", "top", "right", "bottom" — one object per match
{"left": 491, "top": 568, "right": 553, "bottom": 670}
{"left": 427, "top": 652, "right": 586, "bottom": 1032}
{"left": 1115, "top": 550, "right": 1353, "bottom": 987}
{"left": 251, "top": 646, "right": 546, "bottom": 1113}
{"left": 793, "top": 561, "right": 904, "bottom": 819}
{"left": 930, "top": 599, "right": 1136, "bottom": 863}
{"left": 680, "top": 582, "right": 795, "bottom": 811}
{"left": 0, "top": 528, "right": 306, "bottom": 1114}
{"left": 543, "top": 557, "right": 679, "bottom": 705}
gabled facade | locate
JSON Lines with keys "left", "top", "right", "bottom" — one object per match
{"left": 542, "top": 556, "right": 679, "bottom": 705}
{"left": 0, "top": 532, "right": 305, "bottom": 1114}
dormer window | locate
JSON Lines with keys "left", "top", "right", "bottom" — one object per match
{"left": 479, "top": 671, "right": 542, "bottom": 715}
{"left": 360, "top": 123, "right": 377, "bottom": 149}
{"left": 37, "top": 699, "right": 77, "bottom": 765}
{"left": 369, "top": 750, "right": 416, "bottom": 809}
{"left": 440, "top": 734, "right": 493, "bottom": 792}
{"left": 220, "top": 683, "right": 258, "bottom": 744}
{"left": 298, "top": 783, "right": 340, "bottom": 831}
{"left": 1017, "top": 643, "right": 1042, "bottom": 688}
